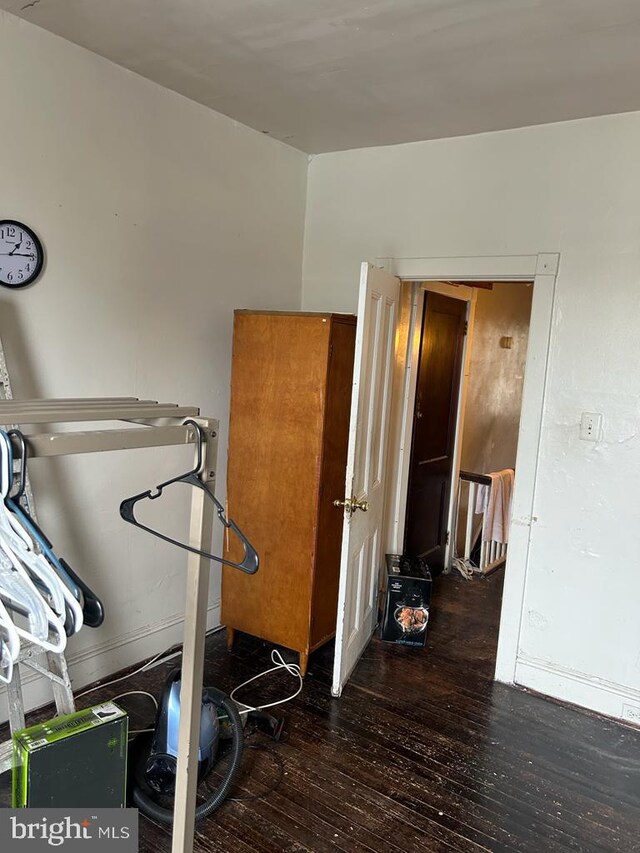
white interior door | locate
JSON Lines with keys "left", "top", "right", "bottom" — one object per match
{"left": 332, "top": 262, "right": 400, "bottom": 696}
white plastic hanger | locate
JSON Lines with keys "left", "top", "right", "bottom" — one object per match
{"left": 0, "top": 520, "right": 67, "bottom": 654}
{"left": 2, "top": 510, "right": 65, "bottom": 616}
{"left": 0, "top": 434, "right": 68, "bottom": 654}
{"left": 0, "top": 547, "right": 49, "bottom": 640}
{"left": 0, "top": 597, "right": 19, "bottom": 684}
{"left": 2, "top": 432, "right": 84, "bottom": 635}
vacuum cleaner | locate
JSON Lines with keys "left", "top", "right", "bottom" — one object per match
{"left": 129, "top": 667, "right": 286, "bottom": 824}
{"left": 130, "top": 669, "right": 245, "bottom": 825}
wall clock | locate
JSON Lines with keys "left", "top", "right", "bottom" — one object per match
{"left": 0, "top": 220, "right": 44, "bottom": 289}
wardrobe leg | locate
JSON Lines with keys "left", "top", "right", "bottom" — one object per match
{"left": 299, "top": 652, "right": 309, "bottom": 677}
{"left": 226, "top": 627, "right": 235, "bottom": 651}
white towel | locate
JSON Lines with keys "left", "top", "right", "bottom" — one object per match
{"left": 475, "top": 469, "right": 514, "bottom": 544}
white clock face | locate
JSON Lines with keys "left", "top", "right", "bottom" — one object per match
{"left": 0, "top": 221, "right": 43, "bottom": 288}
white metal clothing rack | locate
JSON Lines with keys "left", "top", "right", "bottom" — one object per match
{"left": 0, "top": 396, "right": 217, "bottom": 853}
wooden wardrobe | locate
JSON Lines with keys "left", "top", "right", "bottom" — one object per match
{"left": 222, "top": 311, "right": 356, "bottom": 675}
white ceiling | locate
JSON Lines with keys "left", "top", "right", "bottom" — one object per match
{"left": 4, "top": 0, "right": 640, "bottom": 153}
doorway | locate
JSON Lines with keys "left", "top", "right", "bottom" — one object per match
{"left": 331, "top": 253, "right": 558, "bottom": 696}
{"left": 377, "top": 254, "right": 557, "bottom": 688}
{"left": 397, "top": 278, "right": 534, "bottom": 692}
{"left": 404, "top": 291, "right": 466, "bottom": 571}
{"left": 399, "top": 277, "right": 533, "bottom": 589}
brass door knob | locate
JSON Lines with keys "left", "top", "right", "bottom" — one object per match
{"left": 333, "top": 496, "right": 369, "bottom": 514}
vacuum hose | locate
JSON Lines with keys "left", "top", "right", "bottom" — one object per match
{"left": 132, "top": 694, "right": 244, "bottom": 825}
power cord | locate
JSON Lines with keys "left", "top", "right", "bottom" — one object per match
{"left": 74, "top": 650, "right": 172, "bottom": 701}
{"left": 109, "top": 690, "right": 158, "bottom": 712}
{"left": 73, "top": 624, "right": 225, "bottom": 702}
{"left": 451, "top": 556, "right": 475, "bottom": 580}
{"left": 74, "top": 637, "right": 301, "bottom": 771}
{"left": 229, "top": 649, "right": 302, "bottom": 716}
{"left": 73, "top": 641, "right": 298, "bottom": 807}
{"left": 103, "top": 691, "right": 159, "bottom": 737}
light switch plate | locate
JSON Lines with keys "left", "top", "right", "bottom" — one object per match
{"left": 580, "top": 412, "right": 602, "bottom": 441}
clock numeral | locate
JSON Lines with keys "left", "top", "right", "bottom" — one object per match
{"left": 7, "top": 272, "right": 13, "bottom": 282}
{"left": 7, "top": 226, "right": 15, "bottom": 238}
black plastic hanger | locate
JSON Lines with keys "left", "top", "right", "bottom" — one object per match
{"left": 119, "top": 420, "right": 259, "bottom": 574}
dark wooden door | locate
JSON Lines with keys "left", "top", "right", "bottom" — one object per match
{"left": 404, "top": 291, "right": 466, "bottom": 569}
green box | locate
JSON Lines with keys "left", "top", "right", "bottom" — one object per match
{"left": 12, "top": 702, "right": 128, "bottom": 809}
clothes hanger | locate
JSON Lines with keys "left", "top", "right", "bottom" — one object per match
{"left": 0, "top": 432, "right": 69, "bottom": 651}
{"left": 0, "top": 542, "right": 67, "bottom": 658}
{"left": 120, "top": 420, "right": 259, "bottom": 574}
{"left": 0, "top": 432, "right": 68, "bottom": 670}
{"left": 0, "top": 546, "right": 49, "bottom": 641}
{"left": 0, "top": 598, "right": 20, "bottom": 684}
{"left": 7, "top": 429, "right": 104, "bottom": 629}
{"left": 3, "top": 508, "right": 68, "bottom": 621}
{"left": 0, "top": 432, "right": 67, "bottom": 618}
{"left": 0, "top": 552, "right": 67, "bottom": 655}
{"left": 0, "top": 436, "right": 67, "bottom": 670}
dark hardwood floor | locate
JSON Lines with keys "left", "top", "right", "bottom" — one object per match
{"left": 2, "top": 569, "right": 639, "bottom": 851}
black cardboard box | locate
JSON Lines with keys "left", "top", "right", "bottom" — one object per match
{"left": 380, "top": 554, "right": 432, "bottom": 647}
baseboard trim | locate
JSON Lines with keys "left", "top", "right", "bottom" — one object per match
{"left": 515, "top": 653, "right": 640, "bottom": 724}
{"left": 0, "top": 600, "right": 221, "bottom": 724}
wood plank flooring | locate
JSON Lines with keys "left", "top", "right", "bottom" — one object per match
{"left": 2, "top": 569, "right": 639, "bottom": 851}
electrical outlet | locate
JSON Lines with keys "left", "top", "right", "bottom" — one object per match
{"left": 580, "top": 412, "right": 602, "bottom": 441}
{"left": 622, "top": 703, "right": 640, "bottom": 726}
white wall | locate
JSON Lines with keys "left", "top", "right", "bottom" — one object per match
{"left": 0, "top": 11, "right": 307, "bottom": 719}
{"left": 302, "top": 112, "right": 640, "bottom": 723}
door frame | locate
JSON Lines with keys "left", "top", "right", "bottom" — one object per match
{"left": 376, "top": 253, "right": 559, "bottom": 685}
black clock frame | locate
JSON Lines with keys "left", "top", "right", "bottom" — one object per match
{"left": 0, "top": 219, "right": 45, "bottom": 289}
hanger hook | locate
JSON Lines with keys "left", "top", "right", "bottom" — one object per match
{"left": 0, "top": 430, "right": 13, "bottom": 499}
{"left": 7, "top": 429, "right": 27, "bottom": 500}
{"left": 119, "top": 420, "right": 259, "bottom": 574}
{"left": 182, "top": 418, "right": 205, "bottom": 476}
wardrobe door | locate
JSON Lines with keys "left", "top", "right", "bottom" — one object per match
{"left": 310, "top": 317, "right": 356, "bottom": 649}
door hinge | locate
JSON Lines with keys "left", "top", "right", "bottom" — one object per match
{"left": 445, "top": 530, "right": 450, "bottom": 545}
{"left": 463, "top": 321, "right": 468, "bottom": 336}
